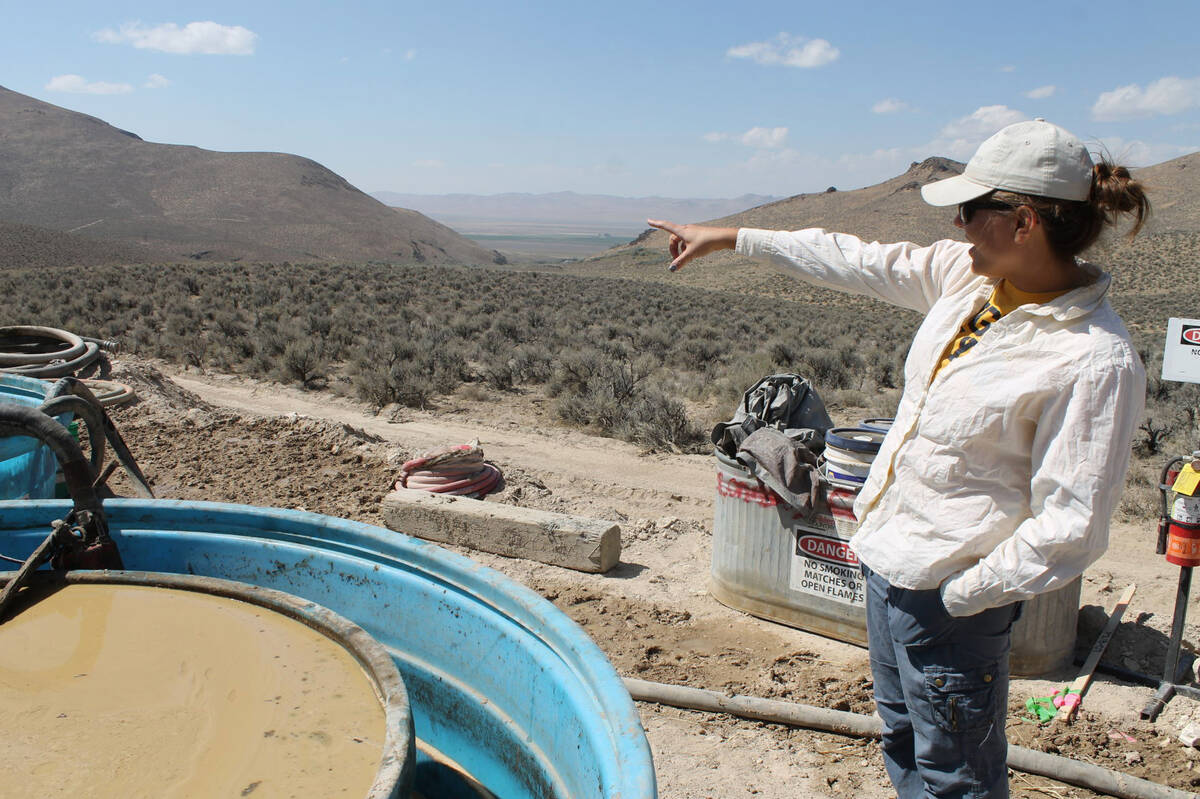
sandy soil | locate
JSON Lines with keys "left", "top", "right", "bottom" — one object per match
{"left": 96, "top": 359, "right": 1200, "bottom": 798}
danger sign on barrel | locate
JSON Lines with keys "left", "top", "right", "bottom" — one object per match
{"left": 1163, "top": 318, "right": 1200, "bottom": 384}
{"left": 789, "top": 532, "right": 865, "bottom": 606}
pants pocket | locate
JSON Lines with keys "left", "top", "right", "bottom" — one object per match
{"left": 924, "top": 664, "right": 1000, "bottom": 734}
{"left": 886, "top": 585, "right": 953, "bottom": 647}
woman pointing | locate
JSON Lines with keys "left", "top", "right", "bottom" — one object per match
{"left": 651, "top": 119, "right": 1149, "bottom": 799}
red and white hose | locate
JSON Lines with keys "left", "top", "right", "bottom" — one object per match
{"left": 396, "top": 441, "right": 502, "bottom": 498}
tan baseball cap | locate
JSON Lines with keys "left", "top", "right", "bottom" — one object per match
{"left": 921, "top": 119, "right": 1095, "bottom": 206}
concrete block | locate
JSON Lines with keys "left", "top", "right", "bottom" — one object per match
{"left": 381, "top": 488, "right": 621, "bottom": 573}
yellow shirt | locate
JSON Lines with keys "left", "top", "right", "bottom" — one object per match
{"left": 935, "top": 280, "right": 1071, "bottom": 375}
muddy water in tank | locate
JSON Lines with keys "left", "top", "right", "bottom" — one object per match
{"left": 0, "top": 583, "right": 387, "bottom": 798}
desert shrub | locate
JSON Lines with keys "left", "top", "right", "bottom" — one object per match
{"left": 480, "top": 360, "right": 517, "bottom": 392}
{"left": 278, "top": 339, "right": 325, "bottom": 386}
{"left": 613, "top": 389, "right": 707, "bottom": 452}
{"left": 6, "top": 253, "right": 1194, "bottom": 494}
{"left": 800, "top": 348, "right": 844, "bottom": 388}
{"left": 353, "top": 363, "right": 434, "bottom": 409}
{"left": 510, "top": 343, "right": 554, "bottom": 384}
{"left": 554, "top": 379, "right": 704, "bottom": 452}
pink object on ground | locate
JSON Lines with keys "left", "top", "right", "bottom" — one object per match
{"left": 396, "top": 441, "right": 502, "bottom": 498}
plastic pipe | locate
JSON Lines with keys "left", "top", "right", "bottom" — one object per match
{"left": 623, "top": 678, "right": 1198, "bottom": 799}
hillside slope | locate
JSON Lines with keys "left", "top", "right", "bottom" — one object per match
{"left": 571, "top": 152, "right": 1200, "bottom": 304}
{"left": 0, "top": 86, "right": 500, "bottom": 265}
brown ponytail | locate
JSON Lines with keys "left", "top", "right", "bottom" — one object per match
{"left": 993, "top": 158, "right": 1151, "bottom": 259}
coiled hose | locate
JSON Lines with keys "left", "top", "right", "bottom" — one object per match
{"left": 0, "top": 326, "right": 103, "bottom": 378}
{"left": 397, "top": 441, "right": 502, "bottom": 498}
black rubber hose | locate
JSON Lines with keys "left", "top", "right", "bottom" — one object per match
{"left": 0, "top": 326, "right": 86, "bottom": 366}
{"left": 81, "top": 336, "right": 120, "bottom": 355}
{"left": 43, "top": 378, "right": 153, "bottom": 499}
{"left": 38, "top": 396, "right": 105, "bottom": 475}
{"left": 0, "top": 403, "right": 101, "bottom": 516}
{"left": 3, "top": 341, "right": 100, "bottom": 378}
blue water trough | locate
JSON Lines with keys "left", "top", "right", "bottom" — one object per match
{"left": 0, "top": 499, "right": 657, "bottom": 799}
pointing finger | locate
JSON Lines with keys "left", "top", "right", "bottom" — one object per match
{"left": 647, "top": 218, "right": 682, "bottom": 237}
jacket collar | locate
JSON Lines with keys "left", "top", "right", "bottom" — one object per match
{"left": 989, "top": 261, "right": 1111, "bottom": 322}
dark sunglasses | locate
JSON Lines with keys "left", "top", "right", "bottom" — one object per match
{"left": 958, "top": 195, "right": 1017, "bottom": 224}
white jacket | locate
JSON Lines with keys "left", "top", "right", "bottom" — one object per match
{"left": 737, "top": 228, "right": 1146, "bottom": 617}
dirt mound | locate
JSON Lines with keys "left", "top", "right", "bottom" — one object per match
{"left": 106, "top": 402, "right": 397, "bottom": 524}
{"left": 110, "top": 362, "right": 215, "bottom": 413}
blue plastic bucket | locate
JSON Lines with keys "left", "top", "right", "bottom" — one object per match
{"left": 0, "top": 499, "right": 658, "bottom": 799}
{"left": 0, "top": 374, "right": 69, "bottom": 500}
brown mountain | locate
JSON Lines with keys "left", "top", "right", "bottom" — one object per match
{"left": 0, "top": 85, "right": 501, "bottom": 265}
{"left": 570, "top": 151, "right": 1200, "bottom": 303}
{"left": 1130, "top": 151, "right": 1200, "bottom": 235}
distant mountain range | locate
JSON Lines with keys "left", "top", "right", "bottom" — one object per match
{"left": 0, "top": 85, "right": 500, "bottom": 266}
{"left": 3, "top": 80, "right": 1194, "bottom": 272}
{"left": 371, "top": 191, "right": 782, "bottom": 234}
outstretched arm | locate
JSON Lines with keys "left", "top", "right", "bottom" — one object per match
{"left": 647, "top": 219, "right": 739, "bottom": 271}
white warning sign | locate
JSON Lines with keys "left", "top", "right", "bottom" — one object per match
{"left": 789, "top": 532, "right": 865, "bottom": 606}
{"left": 1163, "top": 318, "right": 1200, "bottom": 384}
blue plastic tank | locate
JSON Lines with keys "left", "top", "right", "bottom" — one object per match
{"left": 0, "top": 374, "right": 69, "bottom": 499}
{"left": 0, "top": 499, "right": 658, "bottom": 799}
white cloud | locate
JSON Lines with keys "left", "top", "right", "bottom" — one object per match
{"left": 1092, "top": 76, "right": 1200, "bottom": 121}
{"left": 927, "top": 105, "right": 1029, "bottom": 160}
{"left": 404, "top": 49, "right": 417, "bottom": 61}
{"left": 412, "top": 159, "right": 444, "bottom": 168}
{"left": 94, "top": 21, "right": 257, "bottom": 55}
{"left": 1091, "top": 136, "right": 1198, "bottom": 167}
{"left": 939, "top": 105, "right": 1028, "bottom": 139}
{"left": 144, "top": 73, "right": 170, "bottom": 89}
{"left": 1026, "top": 85, "right": 1056, "bottom": 99}
{"left": 704, "top": 127, "right": 788, "bottom": 148}
{"left": 1000, "top": 65, "right": 1016, "bottom": 73}
{"left": 727, "top": 33, "right": 839, "bottom": 68}
{"left": 872, "top": 98, "right": 909, "bottom": 114}
{"left": 740, "top": 126, "right": 788, "bottom": 148}
{"left": 45, "top": 74, "right": 133, "bottom": 95}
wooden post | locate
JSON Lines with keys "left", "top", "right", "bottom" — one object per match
{"left": 1057, "top": 583, "right": 1136, "bottom": 723}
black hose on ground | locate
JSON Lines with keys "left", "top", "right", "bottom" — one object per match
{"left": 623, "top": 678, "right": 1199, "bottom": 799}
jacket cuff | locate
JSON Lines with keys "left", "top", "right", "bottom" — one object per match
{"left": 939, "top": 574, "right": 975, "bottom": 617}
{"left": 736, "top": 228, "right": 776, "bottom": 259}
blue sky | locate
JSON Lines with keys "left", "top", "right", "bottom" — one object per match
{"left": 3, "top": 0, "right": 1199, "bottom": 198}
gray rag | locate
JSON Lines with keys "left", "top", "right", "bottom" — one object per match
{"left": 736, "top": 427, "right": 823, "bottom": 516}
{"left": 711, "top": 373, "right": 832, "bottom": 458}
